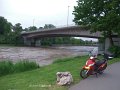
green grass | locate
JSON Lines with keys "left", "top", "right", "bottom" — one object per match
{"left": 0, "top": 56, "right": 120, "bottom": 90}
{"left": 0, "top": 61, "right": 14, "bottom": 76}
{"left": 0, "top": 60, "right": 39, "bottom": 76}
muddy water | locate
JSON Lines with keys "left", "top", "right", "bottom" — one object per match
{"left": 0, "top": 46, "right": 97, "bottom": 66}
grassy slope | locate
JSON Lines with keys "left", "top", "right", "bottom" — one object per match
{"left": 0, "top": 56, "right": 120, "bottom": 90}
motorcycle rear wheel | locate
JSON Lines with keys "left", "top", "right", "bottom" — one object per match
{"left": 80, "top": 69, "right": 89, "bottom": 79}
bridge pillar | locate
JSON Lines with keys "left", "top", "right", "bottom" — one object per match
{"left": 23, "top": 37, "right": 40, "bottom": 46}
{"left": 31, "top": 38, "right": 37, "bottom": 47}
{"left": 23, "top": 37, "right": 31, "bottom": 46}
{"left": 35, "top": 39, "right": 41, "bottom": 46}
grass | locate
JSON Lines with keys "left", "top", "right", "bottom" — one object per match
{"left": 0, "top": 55, "right": 120, "bottom": 90}
{"left": 0, "top": 60, "right": 39, "bottom": 76}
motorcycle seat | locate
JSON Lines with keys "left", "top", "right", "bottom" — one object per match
{"left": 95, "top": 60, "right": 105, "bottom": 67}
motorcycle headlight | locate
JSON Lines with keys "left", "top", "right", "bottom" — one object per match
{"left": 85, "top": 66, "right": 90, "bottom": 70}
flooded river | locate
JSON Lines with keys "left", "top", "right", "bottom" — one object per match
{"left": 0, "top": 46, "right": 98, "bottom": 66}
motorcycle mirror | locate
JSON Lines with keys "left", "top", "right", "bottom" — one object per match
{"left": 108, "top": 56, "right": 113, "bottom": 59}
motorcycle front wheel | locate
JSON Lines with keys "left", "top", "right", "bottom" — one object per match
{"left": 80, "top": 69, "right": 89, "bottom": 79}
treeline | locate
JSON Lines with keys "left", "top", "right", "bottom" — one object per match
{"left": 0, "top": 16, "right": 97, "bottom": 46}
{"left": 40, "top": 37, "right": 97, "bottom": 46}
{"left": 0, "top": 17, "right": 23, "bottom": 45}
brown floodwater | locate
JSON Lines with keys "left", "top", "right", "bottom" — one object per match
{"left": 0, "top": 46, "right": 97, "bottom": 66}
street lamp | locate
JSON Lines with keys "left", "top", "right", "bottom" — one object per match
{"left": 67, "top": 6, "right": 70, "bottom": 27}
{"left": 33, "top": 18, "right": 35, "bottom": 26}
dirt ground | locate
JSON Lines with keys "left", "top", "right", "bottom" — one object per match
{"left": 0, "top": 46, "right": 97, "bottom": 66}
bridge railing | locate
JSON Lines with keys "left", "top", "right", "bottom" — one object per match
{"left": 21, "top": 24, "right": 78, "bottom": 34}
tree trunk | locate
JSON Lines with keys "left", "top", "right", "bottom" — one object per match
{"left": 108, "top": 31, "right": 114, "bottom": 46}
{"left": 109, "top": 36, "right": 114, "bottom": 46}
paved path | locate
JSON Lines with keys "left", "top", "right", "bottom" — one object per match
{"left": 69, "top": 62, "right": 120, "bottom": 90}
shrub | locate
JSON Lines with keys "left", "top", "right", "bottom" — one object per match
{"left": 0, "top": 60, "right": 39, "bottom": 76}
{"left": 108, "top": 46, "right": 120, "bottom": 57}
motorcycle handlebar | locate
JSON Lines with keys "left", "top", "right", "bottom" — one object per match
{"left": 102, "top": 53, "right": 114, "bottom": 60}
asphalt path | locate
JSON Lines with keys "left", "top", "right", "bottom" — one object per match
{"left": 69, "top": 62, "right": 120, "bottom": 90}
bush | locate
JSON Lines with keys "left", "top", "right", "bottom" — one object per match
{"left": 0, "top": 60, "right": 39, "bottom": 76}
{"left": 108, "top": 46, "right": 120, "bottom": 57}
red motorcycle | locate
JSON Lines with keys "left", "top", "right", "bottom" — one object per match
{"left": 80, "top": 53, "right": 113, "bottom": 79}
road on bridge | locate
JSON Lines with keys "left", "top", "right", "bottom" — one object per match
{"left": 69, "top": 62, "right": 120, "bottom": 90}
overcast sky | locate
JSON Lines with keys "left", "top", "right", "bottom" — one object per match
{"left": 0, "top": 0, "right": 77, "bottom": 28}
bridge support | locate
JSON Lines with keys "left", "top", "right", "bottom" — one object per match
{"left": 23, "top": 37, "right": 31, "bottom": 46}
{"left": 23, "top": 37, "right": 41, "bottom": 46}
{"left": 35, "top": 39, "right": 41, "bottom": 46}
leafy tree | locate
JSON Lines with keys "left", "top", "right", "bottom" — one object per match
{"left": 73, "top": 0, "right": 120, "bottom": 46}
{"left": 38, "top": 27, "right": 43, "bottom": 30}
{"left": 28, "top": 26, "right": 37, "bottom": 31}
{"left": 44, "top": 24, "right": 56, "bottom": 29}
{"left": 23, "top": 28, "right": 29, "bottom": 32}
{"left": 13, "top": 23, "right": 23, "bottom": 33}
{"left": 0, "top": 16, "right": 13, "bottom": 44}
{"left": 12, "top": 23, "right": 23, "bottom": 45}
{"left": 0, "top": 16, "right": 12, "bottom": 35}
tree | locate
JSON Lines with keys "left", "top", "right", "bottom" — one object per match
{"left": 0, "top": 16, "right": 12, "bottom": 35}
{"left": 28, "top": 26, "right": 37, "bottom": 31}
{"left": 12, "top": 23, "right": 23, "bottom": 45}
{"left": 13, "top": 23, "right": 23, "bottom": 33}
{"left": 73, "top": 0, "right": 120, "bottom": 46}
{"left": 23, "top": 28, "right": 29, "bottom": 32}
{"left": 38, "top": 27, "right": 43, "bottom": 30}
{"left": 0, "top": 16, "right": 13, "bottom": 44}
{"left": 44, "top": 24, "right": 56, "bottom": 29}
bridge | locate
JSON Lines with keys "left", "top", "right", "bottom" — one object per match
{"left": 21, "top": 25, "right": 120, "bottom": 54}
{"left": 21, "top": 26, "right": 101, "bottom": 38}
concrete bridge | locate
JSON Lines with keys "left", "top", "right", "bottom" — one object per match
{"left": 21, "top": 26, "right": 120, "bottom": 54}
{"left": 21, "top": 26, "right": 101, "bottom": 38}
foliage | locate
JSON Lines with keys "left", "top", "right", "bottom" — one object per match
{"left": 40, "top": 37, "right": 96, "bottom": 46}
{"left": 0, "top": 56, "right": 120, "bottom": 90}
{"left": 44, "top": 24, "right": 56, "bottom": 29}
{"left": 0, "top": 17, "right": 24, "bottom": 45}
{"left": 0, "top": 16, "right": 12, "bottom": 35}
{"left": 12, "top": 23, "right": 23, "bottom": 33}
{"left": 12, "top": 23, "right": 24, "bottom": 45}
{"left": 0, "top": 60, "right": 39, "bottom": 76}
{"left": 73, "top": 0, "right": 120, "bottom": 45}
{"left": 108, "top": 45, "right": 120, "bottom": 57}
{"left": 28, "top": 26, "right": 37, "bottom": 31}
